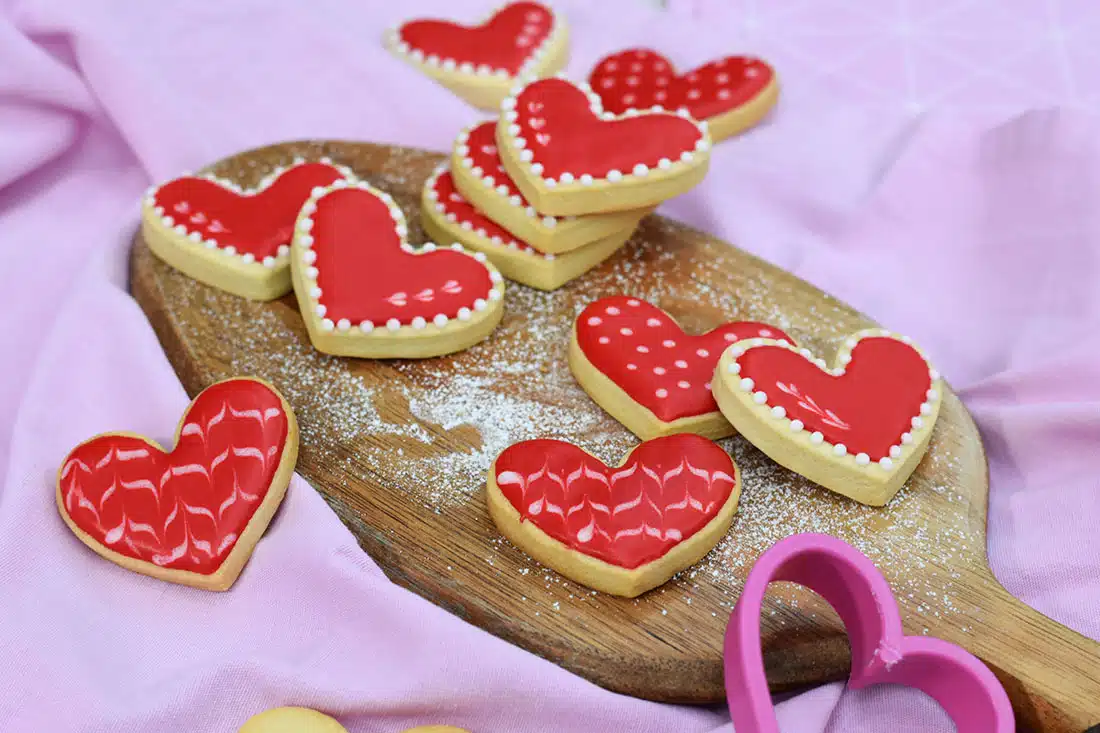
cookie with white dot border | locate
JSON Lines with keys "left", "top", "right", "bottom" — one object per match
{"left": 495, "top": 75, "right": 712, "bottom": 216}
{"left": 421, "top": 164, "right": 634, "bottom": 291}
{"left": 141, "top": 158, "right": 356, "bottom": 300}
{"left": 384, "top": 1, "right": 569, "bottom": 110}
{"left": 712, "top": 328, "right": 943, "bottom": 506}
{"left": 569, "top": 296, "right": 793, "bottom": 439}
{"left": 588, "top": 49, "right": 778, "bottom": 142}
{"left": 290, "top": 178, "right": 505, "bottom": 359}
{"left": 450, "top": 121, "right": 651, "bottom": 253}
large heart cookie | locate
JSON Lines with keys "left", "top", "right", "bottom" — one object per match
{"left": 495, "top": 76, "right": 711, "bottom": 216}
{"left": 712, "top": 329, "right": 942, "bottom": 506}
{"left": 290, "top": 179, "right": 505, "bottom": 359}
{"left": 570, "top": 296, "right": 793, "bottom": 440}
{"left": 384, "top": 2, "right": 568, "bottom": 110}
{"left": 588, "top": 49, "right": 778, "bottom": 142}
{"left": 142, "top": 159, "right": 354, "bottom": 300}
{"left": 56, "top": 378, "right": 298, "bottom": 591}
{"left": 488, "top": 435, "right": 740, "bottom": 597}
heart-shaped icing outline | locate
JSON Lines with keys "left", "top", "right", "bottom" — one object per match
{"left": 712, "top": 328, "right": 942, "bottom": 506}
{"left": 290, "top": 178, "right": 506, "bottom": 359}
{"left": 55, "top": 377, "right": 299, "bottom": 592}
{"left": 420, "top": 164, "right": 633, "bottom": 292}
{"left": 495, "top": 74, "right": 712, "bottom": 216}
{"left": 487, "top": 436, "right": 742, "bottom": 598}
{"left": 141, "top": 158, "right": 357, "bottom": 301}
{"left": 725, "top": 533, "right": 1014, "bottom": 732}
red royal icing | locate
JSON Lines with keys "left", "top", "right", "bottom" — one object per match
{"left": 510, "top": 78, "right": 704, "bottom": 179}
{"left": 152, "top": 163, "right": 346, "bottom": 260}
{"left": 464, "top": 121, "right": 528, "bottom": 203}
{"left": 736, "top": 338, "right": 933, "bottom": 461}
{"left": 430, "top": 169, "right": 544, "bottom": 257}
{"left": 59, "top": 380, "right": 289, "bottom": 575}
{"left": 398, "top": 2, "right": 554, "bottom": 74}
{"left": 310, "top": 188, "right": 495, "bottom": 324}
{"left": 576, "top": 296, "right": 792, "bottom": 423}
{"left": 495, "top": 435, "right": 737, "bottom": 569}
{"left": 589, "top": 49, "right": 775, "bottom": 120}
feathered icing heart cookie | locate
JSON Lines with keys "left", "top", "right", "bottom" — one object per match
{"left": 385, "top": 2, "right": 568, "bottom": 110}
{"left": 495, "top": 76, "right": 712, "bottom": 216}
{"left": 291, "top": 179, "right": 505, "bottom": 358}
{"left": 588, "top": 50, "right": 778, "bottom": 142}
{"left": 142, "top": 159, "right": 355, "bottom": 300}
{"left": 488, "top": 434, "right": 741, "bottom": 597}
{"left": 56, "top": 378, "right": 298, "bottom": 591}
{"left": 712, "top": 329, "right": 943, "bottom": 506}
{"left": 570, "top": 296, "right": 793, "bottom": 439}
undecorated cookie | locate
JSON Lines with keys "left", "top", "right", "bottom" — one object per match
{"left": 384, "top": 1, "right": 568, "bottom": 110}
{"left": 239, "top": 707, "right": 347, "bottom": 733}
{"left": 488, "top": 434, "right": 741, "bottom": 597}
{"left": 141, "top": 159, "right": 355, "bottom": 300}
{"left": 421, "top": 165, "right": 632, "bottom": 291}
{"left": 570, "top": 296, "right": 792, "bottom": 439}
{"left": 290, "top": 178, "right": 505, "bottom": 359}
{"left": 712, "top": 328, "right": 943, "bottom": 506}
{"left": 588, "top": 49, "right": 778, "bottom": 142}
{"left": 56, "top": 377, "right": 298, "bottom": 591}
{"left": 495, "top": 76, "right": 712, "bottom": 216}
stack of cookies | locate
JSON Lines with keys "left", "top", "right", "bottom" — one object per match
{"left": 421, "top": 75, "right": 713, "bottom": 291}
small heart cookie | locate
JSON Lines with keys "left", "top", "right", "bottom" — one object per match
{"left": 56, "top": 378, "right": 298, "bottom": 591}
{"left": 712, "top": 329, "right": 942, "bottom": 506}
{"left": 385, "top": 1, "right": 568, "bottom": 110}
{"left": 142, "top": 159, "right": 355, "bottom": 300}
{"left": 451, "top": 121, "right": 650, "bottom": 253}
{"left": 421, "top": 165, "right": 633, "bottom": 291}
{"left": 588, "top": 49, "right": 778, "bottom": 142}
{"left": 488, "top": 434, "right": 741, "bottom": 597}
{"left": 570, "top": 296, "right": 793, "bottom": 439}
{"left": 496, "top": 76, "right": 712, "bottom": 216}
{"left": 239, "top": 707, "right": 347, "bottom": 733}
{"left": 290, "top": 179, "right": 505, "bottom": 359}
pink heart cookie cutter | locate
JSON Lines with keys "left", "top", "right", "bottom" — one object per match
{"left": 725, "top": 533, "right": 1015, "bottom": 732}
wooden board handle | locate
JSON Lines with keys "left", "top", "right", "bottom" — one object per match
{"left": 954, "top": 575, "right": 1100, "bottom": 731}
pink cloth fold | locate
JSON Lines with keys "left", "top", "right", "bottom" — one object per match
{"left": 2, "top": 1, "right": 1099, "bottom": 731}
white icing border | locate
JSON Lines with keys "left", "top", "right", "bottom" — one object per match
{"left": 293, "top": 178, "right": 505, "bottom": 335}
{"left": 384, "top": 2, "right": 563, "bottom": 81}
{"left": 721, "top": 329, "right": 942, "bottom": 471}
{"left": 496, "top": 73, "right": 712, "bottom": 189}
{"left": 143, "top": 157, "right": 357, "bottom": 269}
{"left": 424, "top": 163, "right": 554, "bottom": 261}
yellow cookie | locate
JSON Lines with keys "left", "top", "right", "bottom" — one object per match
{"left": 240, "top": 707, "right": 347, "bottom": 732}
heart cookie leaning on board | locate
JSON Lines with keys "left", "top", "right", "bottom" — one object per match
{"left": 129, "top": 140, "right": 1100, "bottom": 731}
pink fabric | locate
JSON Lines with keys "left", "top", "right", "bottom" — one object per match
{"left": 2, "top": 0, "right": 1098, "bottom": 731}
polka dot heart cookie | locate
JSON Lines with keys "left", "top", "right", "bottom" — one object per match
{"left": 569, "top": 296, "right": 793, "bottom": 440}
{"left": 384, "top": 1, "right": 568, "bottom": 110}
{"left": 588, "top": 49, "right": 778, "bottom": 142}
{"left": 712, "top": 329, "right": 943, "bottom": 506}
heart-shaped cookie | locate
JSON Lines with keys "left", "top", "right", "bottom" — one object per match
{"left": 570, "top": 296, "right": 793, "bottom": 440}
{"left": 384, "top": 2, "right": 568, "bottom": 110}
{"left": 488, "top": 435, "right": 740, "bottom": 597}
{"left": 142, "top": 159, "right": 354, "bottom": 300}
{"left": 713, "top": 329, "right": 942, "bottom": 506}
{"left": 291, "top": 179, "right": 505, "bottom": 358}
{"left": 589, "top": 49, "right": 778, "bottom": 142}
{"left": 725, "top": 533, "right": 1014, "bottom": 732}
{"left": 56, "top": 377, "right": 298, "bottom": 591}
{"left": 421, "top": 165, "right": 633, "bottom": 291}
{"left": 495, "top": 76, "right": 712, "bottom": 216}
{"left": 450, "top": 122, "right": 650, "bottom": 253}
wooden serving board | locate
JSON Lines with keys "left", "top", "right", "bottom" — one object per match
{"left": 131, "top": 141, "right": 1100, "bottom": 731}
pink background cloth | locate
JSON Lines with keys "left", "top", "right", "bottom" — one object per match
{"left": 2, "top": 0, "right": 1098, "bottom": 730}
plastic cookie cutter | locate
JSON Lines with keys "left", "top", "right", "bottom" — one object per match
{"left": 724, "top": 533, "right": 1015, "bottom": 732}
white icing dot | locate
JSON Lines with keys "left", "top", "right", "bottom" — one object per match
{"left": 303, "top": 250, "right": 317, "bottom": 264}
{"left": 531, "top": 163, "right": 544, "bottom": 175}
{"left": 580, "top": 174, "right": 594, "bottom": 186}
{"left": 637, "top": 345, "right": 650, "bottom": 353}
{"left": 901, "top": 432, "right": 913, "bottom": 445}
{"left": 386, "top": 318, "right": 401, "bottom": 331}
{"left": 663, "top": 340, "right": 676, "bottom": 348}
{"left": 724, "top": 333, "right": 739, "bottom": 342}
{"left": 912, "top": 416, "right": 924, "bottom": 429}
{"left": 674, "top": 360, "right": 688, "bottom": 368}
{"left": 646, "top": 318, "right": 661, "bottom": 327}
{"left": 739, "top": 377, "right": 754, "bottom": 391}
{"left": 658, "top": 158, "right": 672, "bottom": 171}
{"left": 654, "top": 366, "right": 667, "bottom": 375}
{"left": 771, "top": 406, "right": 786, "bottom": 418}
{"left": 920, "top": 402, "right": 932, "bottom": 415}
{"left": 833, "top": 444, "right": 847, "bottom": 456}
{"left": 727, "top": 362, "right": 741, "bottom": 374}
{"left": 458, "top": 307, "right": 472, "bottom": 321}
{"left": 853, "top": 453, "right": 868, "bottom": 466}
{"left": 314, "top": 304, "right": 327, "bottom": 317}
{"left": 752, "top": 391, "right": 767, "bottom": 404}
{"left": 930, "top": 369, "right": 941, "bottom": 380}
{"left": 359, "top": 321, "right": 374, "bottom": 333}
{"left": 587, "top": 316, "right": 602, "bottom": 326}
{"left": 277, "top": 244, "right": 290, "bottom": 257}
{"left": 474, "top": 298, "right": 487, "bottom": 311}
{"left": 607, "top": 169, "right": 623, "bottom": 182}
{"left": 598, "top": 336, "right": 610, "bottom": 344}
{"left": 811, "top": 432, "right": 824, "bottom": 444}
{"left": 678, "top": 381, "right": 691, "bottom": 389}
{"left": 789, "top": 419, "right": 804, "bottom": 432}
{"left": 337, "top": 318, "right": 351, "bottom": 331}
{"left": 412, "top": 316, "right": 427, "bottom": 330}
{"left": 263, "top": 256, "right": 276, "bottom": 268}
{"left": 890, "top": 445, "right": 902, "bottom": 458}
{"left": 299, "top": 235, "right": 313, "bottom": 247}
{"left": 655, "top": 388, "right": 669, "bottom": 398}
{"left": 321, "top": 318, "right": 335, "bottom": 332}
{"left": 620, "top": 327, "right": 633, "bottom": 336}
{"left": 560, "top": 172, "right": 575, "bottom": 184}
{"left": 696, "top": 348, "right": 709, "bottom": 357}
{"left": 879, "top": 457, "right": 894, "bottom": 469}
{"left": 626, "top": 363, "right": 637, "bottom": 370}
{"left": 632, "top": 163, "right": 649, "bottom": 177}
{"left": 680, "top": 151, "right": 694, "bottom": 163}
{"left": 606, "top": 306, "right": 621, "bottom": 315}
{"left": 927, "top": 388, "right": 939, "bottom": 401}
{"left": 433, "top": 313, "right": 448, "bottom": 328}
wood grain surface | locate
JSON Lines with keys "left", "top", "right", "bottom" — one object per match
{"left": 130, "top": 141, "right": 1100, "bottom": 732}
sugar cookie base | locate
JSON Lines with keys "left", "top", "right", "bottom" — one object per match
{"left": 706, "top": 74, "right": 781, "bottom": 142}
{"left": 487, "top": 446, "right": 741, "bottom": 598}
{"left": 239, "top": 707, "right": 347, "bottom": 732}
{"left": 568, "top": 330, "right": 734, "bottom": 440}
